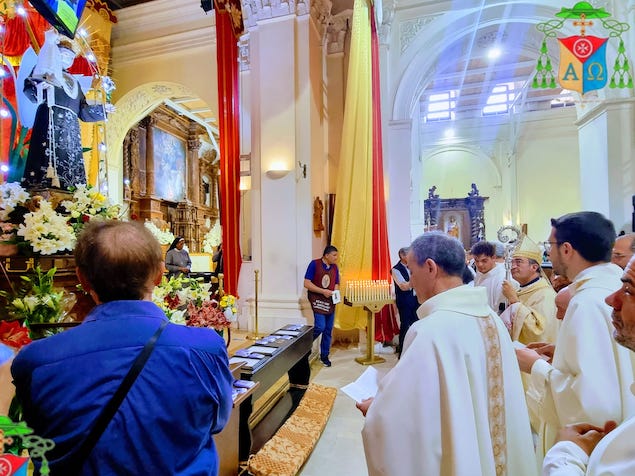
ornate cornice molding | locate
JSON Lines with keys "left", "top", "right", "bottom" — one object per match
{"left": 326, "top": 10, "right": 351, "bottom": 55}
{"left": 241, "top": 0, "right": 311, "bottom": 29}
{"left": 399, "top": 13, "right": 440, "bottom": 54}
{"left": 111, "top": 0, "right": 215, "bottom": 66}
{"left": 378, "top": 0, "right": 395, "bottom": 46}
{"left": 238, "top": 35, "right": 250, "bottom": 72}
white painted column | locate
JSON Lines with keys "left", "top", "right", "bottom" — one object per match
{"left": 385, "top": 119, "right": 414, "bottom": 257}
{"left": 576, "top": 99, "right": 635, "bottom": 231}
{"left": 243, "top": 14, "right": 316, "bottom": 332}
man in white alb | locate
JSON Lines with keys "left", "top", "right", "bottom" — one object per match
{"left": 542, "top": 254, "right": 635, "bottom": 475}
{"left": 472, "top": 240, "right": 515, "bottom": 313}
{"left": 358, "top": 232, "right": 537, "bottom": 476}
{"left": 516, "top": 212, "right": 635, "bottom": 462}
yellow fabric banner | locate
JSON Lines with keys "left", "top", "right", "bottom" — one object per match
{"left": 332, "top": 0, "right": 374, "bottom": 331}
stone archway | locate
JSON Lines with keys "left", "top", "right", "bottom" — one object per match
{"left": 105, "top": 81, "right": 218, "bottom": 203}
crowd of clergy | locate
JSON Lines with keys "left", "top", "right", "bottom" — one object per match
{"left": 357, "top": 212, "right": 635, "bottom": 476}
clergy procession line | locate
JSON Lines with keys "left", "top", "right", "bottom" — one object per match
{"left": 355, "top": 212, "right": 635, "bottom": 476}
{"left": 2, "top": 213, "right": 634, "bottom": 476}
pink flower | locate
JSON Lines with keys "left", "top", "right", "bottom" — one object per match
{"left": 186, "top": 300, "right": 231, "bottom": 330}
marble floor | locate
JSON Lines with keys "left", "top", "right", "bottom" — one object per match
{"left": 299, "top": 343, "right": 398, "bottom": 476}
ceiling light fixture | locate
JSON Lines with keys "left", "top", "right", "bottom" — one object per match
{"left": 487, "top": 46, "right": 502, "bottom": 60}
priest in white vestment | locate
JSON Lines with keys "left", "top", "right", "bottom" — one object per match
{"left": 542, "top": 255, "right": 635, "bottom": 475}
{"left": 516, "top": 212, "right": 635, "bottom": 463}
{"left": 500, "top": 235, "right": 558, "bottom": 344}
{"left": 472, "top": 241, "right": 517, "bottom": 313}
{"left": 360, "top": 232, "right": 537, "bottom": 476}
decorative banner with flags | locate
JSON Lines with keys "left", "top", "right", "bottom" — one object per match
{"left": 533, "top": 1, "right": 632, "bottom": 95}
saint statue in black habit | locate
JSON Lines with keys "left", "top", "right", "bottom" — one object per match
{"left": 22, "top": 31, "right": 105, "bottom": 190}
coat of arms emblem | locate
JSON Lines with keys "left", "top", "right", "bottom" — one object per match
{"left": 533, "top": 2, "right": 632, "bottom": 95}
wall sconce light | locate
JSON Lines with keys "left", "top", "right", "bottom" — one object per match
{"left": 297, "top": 161, "right": 307, "bottom": 180}
{"left": 239, "top": 176, "right": 252, "bottom": 190}
{"left": 265, "top": 168, "right": 290, "bottom": 179}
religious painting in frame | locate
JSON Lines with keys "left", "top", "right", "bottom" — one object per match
{"left": 438, "top": 209, "right": 470, "bottom": 249}
{"left": 424, "top": 184, "right": 488, "bottom": 250}
{"left": 153, "top": 128, "right": 186, "bottom": 202}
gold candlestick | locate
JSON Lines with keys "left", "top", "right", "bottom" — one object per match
{"left": 246, "top": 269, "right": 264, "bottom": 340}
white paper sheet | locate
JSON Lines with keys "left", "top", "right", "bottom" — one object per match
{"left": 229, "top": 357, "right": 261, "bottom": 368}
{"left": 341, "top": 366, "right": 380, "bottom": 403}
{"left": 247, "top": 345, "right": 277, "bottom": 355}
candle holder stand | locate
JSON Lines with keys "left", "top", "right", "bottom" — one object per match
{"left": 344, "top": 298, "right": 394, "bottom": 365}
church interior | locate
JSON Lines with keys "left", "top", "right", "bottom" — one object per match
{"left": 1, "top": 0, "right": 635, "bottom": 474}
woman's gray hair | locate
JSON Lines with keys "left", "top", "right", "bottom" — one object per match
{"left": 409, "top": 232, "right": 466, "bottom": 277}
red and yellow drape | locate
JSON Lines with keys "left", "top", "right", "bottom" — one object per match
{"left": 214, "top": 4, "right": 242, "bottom": 296}
{"left": 333, "top": 0, "right": 397, "bottom": 340}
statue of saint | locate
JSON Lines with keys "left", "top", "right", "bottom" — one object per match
{"left": 446, "top": 215, "right": 460, "bottom": 239}
{"left": 313, "top": 196, "right": 325, "bottom": 236}
{"left": 22, "top": 31, "right": 106, "bottom": 190}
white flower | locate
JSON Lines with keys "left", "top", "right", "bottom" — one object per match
{"left": 144, "top": 221, "right": 175, "bottom": 245}
{"left": 170, "top": 309, "right": 187, "bottom": 325}
{"left": 23, "top": 295, "right": 39, "bottom": 312}
{"left": 202, "top": 222, "right": 222, "bottom": 254}
{"left": 0, "top": 182, "right": 29, "bottom": 221}
{"left": 18, "top": 201, "right": 76, "bottom": 255}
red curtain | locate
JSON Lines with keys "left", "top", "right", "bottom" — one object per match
{"left": 370, "top": 6, "right": 398, "bottom": 342}
{"left": 215, "top": 11, "right": 242, "bottom": 296}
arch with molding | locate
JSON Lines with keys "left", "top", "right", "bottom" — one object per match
{"left": 105, "top": 81, "right": 218, "bottom": 202}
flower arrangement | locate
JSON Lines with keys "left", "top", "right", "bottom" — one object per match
{"left": 152, "top": 276, "right": 234, "bottom": 331}
{"left": 0, "top": 182, "right": 29, "bottom": 247}
{"left": 0, "top": 266, "right": 76, "bottom": 338}
{"left": 144, "top": 220, "right": 175, "bottom": 245}
{"left": 17, "top": 201, "right": 76, "bottom": 255}
{"left": 61, "top": 184, "right": 121, "bottom": 234}
{"left": 0, "top": 182, "right": 122, "bottom": 256}
{"left": 202, "top": 222, "right": 222, "bottom": 254}
{"left": 0, "top": 182, "right": 29, "bottom": 222}
{"left": 186, "top": 300, "right": 232, "bottom": 330}
{"left": 219, "top": 293, "right": 238, "bottom": 323}
{"left": 152, "top": 275, "right": 211, "bottom": 324}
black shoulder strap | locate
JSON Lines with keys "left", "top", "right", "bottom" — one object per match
{"left": 72, "top": 319, "right": 168, "bottom": 471}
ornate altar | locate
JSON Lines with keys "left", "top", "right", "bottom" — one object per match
{"left": 122, "top": 105, "right": 220, "bottom": 252}
{"left": 423, "top": 184, "right": 488, "bottom": 249}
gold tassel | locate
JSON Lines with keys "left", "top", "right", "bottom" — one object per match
{"left": 52, "top": 175, "right": 60, "bottom": 188}
{"left": 46, "top": 163, "right": 55, "bottom": 179}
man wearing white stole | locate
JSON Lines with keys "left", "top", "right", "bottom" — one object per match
{"left": 516, "top": 212, "right": 635, "bottom": 464}
{"left": 358, "top": 232, "right": 536, "bottom": 476}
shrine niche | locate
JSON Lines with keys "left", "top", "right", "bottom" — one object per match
{"left": 122, "top": 104, "right": 220, "bottom": 252}
{"left": 423, "top": 184, "right": 488, "bottom": 250}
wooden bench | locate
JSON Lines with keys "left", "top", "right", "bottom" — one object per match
{"left": 247, "top": 383, "right": 337, "bottom": 476}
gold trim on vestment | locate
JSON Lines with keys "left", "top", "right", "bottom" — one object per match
{"left": 478, "top": 316, "right": 507, "bottom": 476}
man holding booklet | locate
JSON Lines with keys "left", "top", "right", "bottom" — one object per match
{"left": 355, "top": 232, "right": 536, "bottom": 475}
{"left": 304, "top": 245, "right": 340, "bottom": 367}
